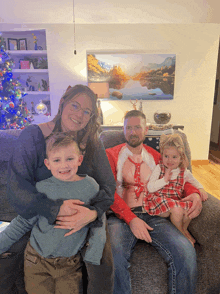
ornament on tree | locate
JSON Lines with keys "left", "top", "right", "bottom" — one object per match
{"left": 9, "top": 102, "right": 14, "bottom": 108}
{"left": 0, "top": 36, "right": 30, "bottom": 129}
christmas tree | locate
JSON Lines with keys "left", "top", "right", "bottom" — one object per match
{"left": 0, "top": 35, "right": 31, "bottom": 130}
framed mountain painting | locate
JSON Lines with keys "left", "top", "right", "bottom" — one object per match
{"left": 87, "top": 53, "right": 176, "bottom": 101}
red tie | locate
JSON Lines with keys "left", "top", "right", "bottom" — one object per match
{"left": 128, "top": 157, "right": 145, "bottom": 200}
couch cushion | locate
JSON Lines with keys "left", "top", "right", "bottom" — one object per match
{"left": 100, "top": 129, "right": 192, "bottom": 171}
{"left": 0, "top": 160, "right": 18, "bottom": 221}
{"left": 0, "top": 130, "right": 21, "bottom": 161}
{"left": 0, "top": 130, "right": 21, "bottom": 221}
{"left": 100, "top": 129, "right": 172, "bottom": 151}
{"left": 100, "top": 130, "right": 125, "bottom": 149}
{"left": 100, "top": 130, "right": 162, "bottom": 150}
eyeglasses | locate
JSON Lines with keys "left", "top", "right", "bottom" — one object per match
{"left": 68, "top": 101, "right": 94, "bottom": 120}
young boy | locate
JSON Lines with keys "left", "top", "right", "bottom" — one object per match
{"left": 0, "top": 133, "right": 106, "bottom": 294}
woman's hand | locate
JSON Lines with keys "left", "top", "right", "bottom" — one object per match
{"left": 181, "top": 193, "right": 202, "bottom": 219}
{"left": 55, "top": 203, "right": 97, "bottom": 237}
{"left": 57, "top": 199, "right": 85, "bottom": 216}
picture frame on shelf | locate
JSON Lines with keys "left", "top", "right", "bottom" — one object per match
{"left": 18, "top": 38, "right": 27, "bottom": 50}
{"left": 8, "top": 38, "right": 18, "bottom": 50}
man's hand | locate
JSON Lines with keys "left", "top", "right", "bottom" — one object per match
{"left": 129, "top": 217, "right": 153, "bottom": 243}
{"left": 181, "top": 193, "right": 202, "bottom": 219}
{"left": 199, "top": 188, "right": 208, "bottom": 201}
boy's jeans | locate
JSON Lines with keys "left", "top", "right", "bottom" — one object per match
{"left": 108, "top": 212, "right": 197, "bottom": 294}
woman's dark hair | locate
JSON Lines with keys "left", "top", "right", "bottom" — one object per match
{"left": 51, "top": 84, "right": 100, "bottom": 162}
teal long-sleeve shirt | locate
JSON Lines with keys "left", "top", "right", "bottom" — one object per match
{"left": 0, "top": 175, "right": 106, "bottom": 265}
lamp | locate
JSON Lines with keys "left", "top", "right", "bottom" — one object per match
{"left": 35, "top": 100, "right": 48, "bottom": 115}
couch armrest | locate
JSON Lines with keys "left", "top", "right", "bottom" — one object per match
{"left": 189, "top": 194, "right": 220, "bottom": 249}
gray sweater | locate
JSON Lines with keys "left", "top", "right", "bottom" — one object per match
{"left": 0, "top": 175, "right": 106, "bottom": 265}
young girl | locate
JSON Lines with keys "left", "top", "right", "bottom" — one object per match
{"left": 143, "top": 133, "right": 208, "bottom": 245}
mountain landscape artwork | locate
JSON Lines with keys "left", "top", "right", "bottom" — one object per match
{"left": 87, "top": 53, "right": 176, "bottom": 100}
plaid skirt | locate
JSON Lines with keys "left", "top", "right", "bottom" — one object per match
{"left": 143, "top": 164, "right": 193, "bottom": 215}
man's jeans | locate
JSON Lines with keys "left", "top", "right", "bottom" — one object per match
{"left": 107, "top": 213, "right": 197, "bottom": 294}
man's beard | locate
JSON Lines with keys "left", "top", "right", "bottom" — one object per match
{"left": 126, "top": 135, "right": 144, "bottom": 148}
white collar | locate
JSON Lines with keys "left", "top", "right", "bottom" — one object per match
{"left": 116, "top": 146, "right": 156, "bottom": 182}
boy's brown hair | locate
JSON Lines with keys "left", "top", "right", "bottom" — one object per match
{"left": 45, "top": 132, "right": 81, "bottom": 158}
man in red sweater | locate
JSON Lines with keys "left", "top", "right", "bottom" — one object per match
{"left": 106, "top": 110, "right": 202, "bottom": 294}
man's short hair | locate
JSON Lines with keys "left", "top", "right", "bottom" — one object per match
{"left": 45, "top": 132, "right": 81, "bottom": 157}
{"left": 124, "top": 110, "right": 146, "bottom": 121}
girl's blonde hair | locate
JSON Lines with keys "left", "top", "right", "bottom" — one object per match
{"left": 159, "top": 133, "right": 189, "bottom": 168}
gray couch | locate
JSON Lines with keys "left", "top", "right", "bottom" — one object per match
{"left": 0, "top": 129, "right": 220, "bottom": 294}
{"left": 100, "top": 129, "right": 220, "bottom": 294}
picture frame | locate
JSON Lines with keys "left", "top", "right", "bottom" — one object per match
{"left": 18, "top": 38, "right": 27, "bottom": 50}
{"left": 87, "top": 53, "right": 176, "bottom": 100}
{"left": 8, "top": 38, "right": 18, "bottom": 50}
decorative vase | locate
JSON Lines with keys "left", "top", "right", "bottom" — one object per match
{"left": 34, "top": 43, "right": 38, "bottom": 50}
{"left": 154, "top": 112, "right": 171, "bottom": 124}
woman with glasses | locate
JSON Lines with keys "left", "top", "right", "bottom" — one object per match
{"left": 5, "top": 85, "right": 116, "bottom": 294}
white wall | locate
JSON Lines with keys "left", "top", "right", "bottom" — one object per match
{"left": 0, "top": 23, "right": 220, "bottom": 160}
{"left": 1, "top": 0, "right": 220, "bottom": 24}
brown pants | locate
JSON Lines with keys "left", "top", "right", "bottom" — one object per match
{"left": 24, "top": 242, "right": 83, "bottom": 294}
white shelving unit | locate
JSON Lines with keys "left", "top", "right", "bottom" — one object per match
{"left": 2, "top": 30, "right": 51, "bottom": 121}
{"left": 25, "top": 91, "right": 50, "bottom": 95}
{"left": 12, "top": 69, "right": 49, "bottom": 73}
{"left": 6, "top": 50, "right": 47, "bottom": 55}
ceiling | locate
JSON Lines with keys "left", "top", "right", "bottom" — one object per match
{"left": 0, "top": 0, "right": 220, "bottom": 24}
